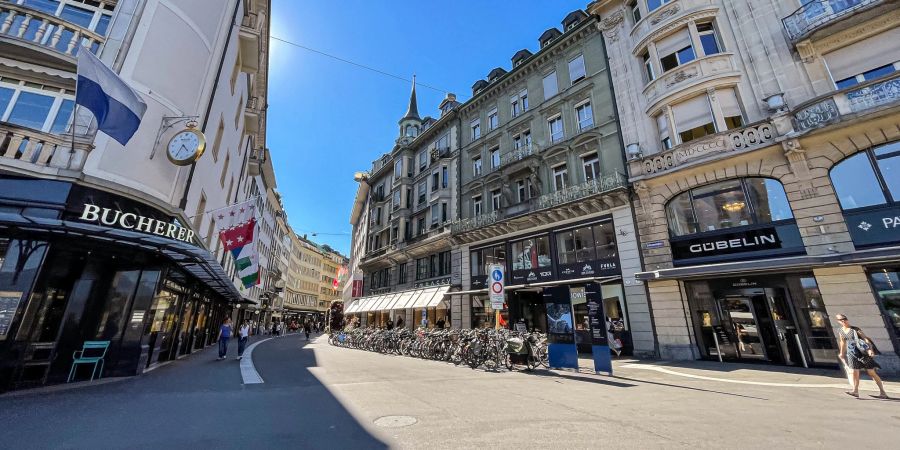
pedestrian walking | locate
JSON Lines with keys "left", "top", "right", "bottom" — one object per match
{"left": 217, "top": 317, "right": 233, "bottom": 360}
{"left": 237, "top": 320, "right": 250, "bottom": 360}
{"left": 835, "top": 314, "right": 889, "bottom": 399}
{"left": 304, "top": 321, "right": 311, "bottom": 340}
{"left": 396, "top": 316, "right": 404, "bottom": 330}
{"left": 272, "top": 321, "right": 278, "bottom": 337}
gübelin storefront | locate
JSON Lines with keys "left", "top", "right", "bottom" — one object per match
{"left": 0, "top": 174, "right": 240, "bottom": 391}
{"left": 466, "top": 214, "right": 632, "bottom": 355}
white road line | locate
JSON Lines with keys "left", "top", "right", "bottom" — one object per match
{"left": 620, "top": 363, "right": 899, "bottom": 392}
{"left": 240, "top": 337, "right": 273, "bottom": 384}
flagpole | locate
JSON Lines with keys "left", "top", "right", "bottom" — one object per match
{"left": 68, "top": 103, "right": 78, "bottom": 170}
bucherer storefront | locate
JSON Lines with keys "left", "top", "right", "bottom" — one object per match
{"left": 0, "top": 175, "right": 240, "bottom": 391}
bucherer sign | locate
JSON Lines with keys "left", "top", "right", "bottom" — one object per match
{"left": 79, "top": 204, "right": 195, "bottom": 243}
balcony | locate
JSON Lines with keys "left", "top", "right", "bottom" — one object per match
{"left": 451, "top": 211, "right": 500, "bottom": 234}
{"left": 239, "top": 12, "right": 261, "bottom": 73}
{"left": 791, "top": 70, "right": 900, "bottom": 133}
{"left": 535, "top": 172, "right": 627, "bottom": 211}
{"left": 643, "top": 54, "right": 739, "bottom": 111}
{"left": 501, "top": 144, "right": 534, "bottom": 166}
{"left": 0, "top": 2, "right": 107, "bottom": 67}
{"left": 0, "top": 122, "right": 93, "bottom": 175}
{"left": 782, "top": 0, "right": 887, "bottom": 42}
{"left": 632, "top": 120, "right": 778, "bottom": 178}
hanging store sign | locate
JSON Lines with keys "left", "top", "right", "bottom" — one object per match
{"left": 670, "top": 223, "right": 804, "bottom": 263}
{"left": 844, "top": 205, "right": 900, "bottom": 248}
{"left": 77, "top": 204, "right": 196, "bottom": 244}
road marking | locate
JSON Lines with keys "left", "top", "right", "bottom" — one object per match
{"left": 241, "top": 338, "right": 273, "bottom": 384}
{"left": 620, "top": 363, "right": 899, "bottom": 393}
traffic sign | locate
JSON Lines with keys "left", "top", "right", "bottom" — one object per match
{"left": 488, "top": 264, "right": 505, "bottom": 309}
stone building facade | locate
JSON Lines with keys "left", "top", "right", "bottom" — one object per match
{"left": 588, "top": 0, "right": 900, "bottom": 372}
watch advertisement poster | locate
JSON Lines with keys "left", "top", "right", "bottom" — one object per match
{"left": 542, "top": 286, "right": 578, "bottom": 369}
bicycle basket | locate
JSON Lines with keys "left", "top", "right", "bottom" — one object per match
{"left": 505, "top": 337, "right": 526, "bottom": 354}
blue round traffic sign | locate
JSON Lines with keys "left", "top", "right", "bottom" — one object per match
{"left": 491, "top": 269, "right": 502, "bottom": 281}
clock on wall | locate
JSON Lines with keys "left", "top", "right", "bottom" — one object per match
{"left": 166, "top": 124, "right": 206, "bottom": 166}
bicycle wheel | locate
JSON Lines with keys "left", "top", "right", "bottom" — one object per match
{"left": 504, "top": 354, "right": 514, "bottom": 371}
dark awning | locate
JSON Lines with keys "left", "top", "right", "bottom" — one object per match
{"left": 636, "top": 246, "right": 900, "bottom": 281}
{"left": 0, "top": 212, "right": 242, "bottom": 302}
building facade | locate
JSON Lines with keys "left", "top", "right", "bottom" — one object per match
{"left": 345, "top": 84, "right": 462, "bottom": 328}
{"left": 446, "top": 10, "right": 653, "bottom": 356}
{"left": 588, "top": 0, "right": 900, "bottom": 372}
{"left": 0, "top": 0, "right": 271, "bottom": 389}
{"left": 343, "top": 181, "right": 369, "bottom": 303}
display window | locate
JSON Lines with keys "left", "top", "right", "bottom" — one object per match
{"left": 510, "top": 235, "right": 551, "bottom": 270}
{"left": 868, "top": 268, "right": 900, "bottom": 341}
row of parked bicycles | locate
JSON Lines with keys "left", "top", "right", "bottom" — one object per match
{"left": 329, "top": 327, "right": 549, "bottom": 371}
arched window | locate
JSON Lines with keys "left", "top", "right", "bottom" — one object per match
{"left": 405, "top": 125, "right": 418, "bottom": 137}
{"left": 830, "top": 141, "right": 900, "bottom": 210}
{"left": 666, "top": 177, "right": 793, "bottom": 236}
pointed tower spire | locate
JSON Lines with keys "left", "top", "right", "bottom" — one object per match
{"left": 402, "top": 75, "right": 420, "bottom": 121}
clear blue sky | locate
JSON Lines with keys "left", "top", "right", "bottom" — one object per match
{"left": 267, "top": 0, "right": 589, "bottom": 255}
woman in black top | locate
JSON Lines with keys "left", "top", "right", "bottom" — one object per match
{"left": 835, "top": 314, "right": 888, "bottom": 399}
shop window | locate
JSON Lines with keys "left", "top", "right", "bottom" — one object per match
{"left": 471, "top": 244, "right": 506, "bottom": 277}
{"left": 869, "top": 268, "right": 900, "bottom": 338}
{"left": 673, "top": 94, "right": 715, "bottom": 144}
{"left": 666, "top": 177, "right": 794, "bottom": 236}
{"left": 830, "top": 141, "right": 900, "bottom": 210}
{"left": 556, "top": 222, "right": 616, "bottom": 265}
{"left": 510, "top": 236, "right": 551, "bottom": 270}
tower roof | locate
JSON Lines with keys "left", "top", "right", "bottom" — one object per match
{"left": 401, "top": 76, "right": 420, "bottom": 121}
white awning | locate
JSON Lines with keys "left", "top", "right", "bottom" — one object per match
{"left": 413, "top": 288, "right": 439, "bottom": 308}
{"left": 344, "top": 300, "right": 359, "bottom": 313}
{"left": 426, "top": 286, "right": 450, "bottom": 308}
{"left": 392, "top": 290, "right": 417, "bottom": 310}
{"left": 373, "top": 293, "right": 398, "bottom": 311}
{"left": 382, "top": 293, "right": 404, "bottom": 310}
{"left": 357, "top": 295, "right": 381, "bottom": 313}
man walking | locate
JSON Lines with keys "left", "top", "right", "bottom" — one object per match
{"left": 237, "top": 320, "right": 250, "bottom": 360}
{"left": 217, "top": 317, "right": 233, "bottom": 360}
{"left": 304, "top": 321, "right": 311, "bottom": 341}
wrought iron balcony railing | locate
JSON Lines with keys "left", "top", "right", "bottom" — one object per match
{"left": 0, "top": 2, "right": 107, "bottom": 58}
{"left": 450, "top": 210, "right": 500, "bottom": 234}
{"left": 535, "top": 172, "right": 627, "bottom": 210}
{"left": 792, "top": 70, "right": 900, "bottom": 133}
{"left": 782, "top": 0, "right": 879, "bottom": 41}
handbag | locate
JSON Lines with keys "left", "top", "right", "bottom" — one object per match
{"left": 852, "top": 329, "right": 873, "bottom": 355}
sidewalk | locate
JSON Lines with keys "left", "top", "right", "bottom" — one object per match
{"left": 577, "top": 357, "right": 900, "bottom": 394}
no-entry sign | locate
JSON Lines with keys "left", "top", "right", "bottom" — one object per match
{"left": 488, "top": 264, "right": 505, "bottom": 309}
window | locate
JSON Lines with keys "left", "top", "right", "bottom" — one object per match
{"left": 417, "top": 216, "right": 426, "bottom": 236}
{"left": 556, "top": 222, "right": 616, "bottom": 264}
{"left": 869, "top": 269, "right": 900, "bottom": 337}
{"left": 657, "top": 30, "right": 695, "bottom": 72}
{"left": 417, "top": 182, "right": 426, "bottom": 204}
{"left": 406, "top": 157, "right": 413, "bottom": 177}
{"left": 830, "top": 142, "right": 900, "bottom": 209}
{"left": 568, "top": 54, "right": 586, "bottom": 84}
{"left": 543, "top": 71, "right": 558, "bottom": 99}
{"left": 441, "top": 166, "right": 449, "bottom": 188}
{"left": 718, "top": 88, "right": 744, "bottom": 130}
{"left": 473, "top": 195, "right": 483, "bottom": 216}
{"left": 5, "top": 91, "right": 56, "bottom": 131}
{"left": 656, "top": 112, "right": 672, "bottom": 150}
{"left": 405, "top": 187, "right": 412, "bottom": 208}
{"left": 488, "top": 108, "right": 498, "bottom": 130}
{"left": 471, "top": 118, "right": 481, "bottom": 140}
{"left": 629, "top": 1, "right": 641, "bottom": 23}
{"left": 665, "top": 178, "right": 794, "bottom": 236}
{"left": 392, "top": 190, "right": 401, "bottom": 210}
{"left": 470, "top": 245, "right": 506, "bottom": 276}
{"left": 441, "top": 202, "right": 448, "bottom": 222}
{"left": 220, "top": 154, "right": 229, "bottom": 187}
{"left": 431, "top": 204, "right": 440, "bottom": 224}
{"left": 553, "top": 165, "right": 568, "bottom": 191}
{"left": 491, "top": 189, "right": 502, "bottom": 211}
{"left": 696, "top": 22, "right": 722, "bottom": 56}
{"left": 674, "top": 95, "right": 715, "bottom": 144}
{"left": 406, "top": 124, "right": 418, "bottom": 137}
{"left": 520, "top": 89, "right": 529, "bottom": 111}
{"left": 212, "top": 118, "right": 224, "bottom": 160}
{"left": 575, "top": 101, "right": 593, "bottom": 130}
{"left": 418, "top": 150, "right": 428, "bottom": 171}
{"left": 429, "top": 254, "right": 439, "bottom": 278}
{"left": 490, "top": 147, "right": 501, "bottom": 169}
{"left": 511, "top": 88, "right": 528, "bottom": 117}
{"left": 416, "top": 258, "right": 429, "bottom": 280}
{"left": 647, "top": 0, "right": 672, "bottom": 12}
{"left": 516, "top": 179, "right": 528, "bottom": 203}
{"left": 641, "top": 51, "right": 655, "bottom": 82}
{"left": 582, "top": 153, "right": 600, "bottom": 182}
{"left": 439, "top": 251, "right": 451, "bottom": 276}
{"left": 548, "top": 115, "right": 564, "bottom": 143}
{"left": 394, "top": 159, "right": 403, "bottom": 178}
{"left": 431, "top": 171, "right": 439, "bottom": 192}
{"left": 514, "top": 130, "right": 532, "bottom": 150}
{"left": 510, "top": 236, "right": 551, "bottom": 270}
{"left": 473, "top": 156, "right": 483, "bottom": 176}
{"left": 399, "top": 263, "right": 408, "bottom": 284}
{"left": 835, "top": 63, "right": 898, "bottom": 90}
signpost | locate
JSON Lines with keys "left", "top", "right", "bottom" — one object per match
{"left": 488, "top": 264, "right": 504, "bottom": 329}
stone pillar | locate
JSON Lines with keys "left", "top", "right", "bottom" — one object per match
{"left": 706, "top": 87, "right": 728, "bottom": 132}
{"left": 648, "top": 279, "right": 698, "bottom": 360}
{"left": 613, "top": 206, "right": 656, "bottom": 357}
{"left": 813, "top": 266, "right": 900, "bottom": 374}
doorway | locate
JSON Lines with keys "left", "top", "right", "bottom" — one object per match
{"left": 508, "top": 290, "right": 546, "bottom": 332}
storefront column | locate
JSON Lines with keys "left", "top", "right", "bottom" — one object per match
{"left": 648, "top": 279, "right": 698, "bottom": 360}
{"left": 612, "top": 207, "right": 656, "bottom": 357}
{"left": 813, "top": 266, "right": 900, "bottom": 374}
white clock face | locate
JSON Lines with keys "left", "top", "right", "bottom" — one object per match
{"left": 167, "top": 130, "right": 201, "bottom": 164}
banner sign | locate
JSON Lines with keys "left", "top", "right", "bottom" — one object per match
{"left": 488, "top": 264, "right": 505, "bottom": 309}
{"left": 844, "top": 205, "right": 900, "bottom": 248}
{"left": 670, "top": 223, "right": 804, "bottom": 263}
{"left": 557, "top": 259, "right": 618, "bottom": 280}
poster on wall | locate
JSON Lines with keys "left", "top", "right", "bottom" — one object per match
{"left": 542, "top": 286, "right": 578, "bottom": 369}
{"left": 0, "top": 292, "right": 23, "bottom": 339}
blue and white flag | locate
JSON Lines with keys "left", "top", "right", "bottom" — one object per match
{"left": 75, "top": 49, "right": 147, "bottom": 146}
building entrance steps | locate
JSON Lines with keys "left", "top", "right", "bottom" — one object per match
{"left": 580, "top": 358, "right": 900, "bottom": 394}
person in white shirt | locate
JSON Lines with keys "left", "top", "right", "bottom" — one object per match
{"left": 237, "top": 321, "right": 251, "bottom": 360}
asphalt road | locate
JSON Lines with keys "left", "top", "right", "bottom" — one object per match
{"left": 2, "top": 333, "right": 899, "bottom": 449}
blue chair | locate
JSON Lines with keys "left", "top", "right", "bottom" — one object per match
{"left": 67, "top": 341, "right": 110, "bottom": 382}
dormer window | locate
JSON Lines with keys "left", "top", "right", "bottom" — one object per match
{"left": 405, "top": 125, "right": 418, "bottom": 137}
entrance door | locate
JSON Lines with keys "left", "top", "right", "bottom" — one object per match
{"left": 715, "top": 288, "right": 802, "bottom": 365}
{"left": 508, "top": 291, "right": 546, "bottom": 332}
{"left": 719, "top": 296, "right": 768, "bottom": 361}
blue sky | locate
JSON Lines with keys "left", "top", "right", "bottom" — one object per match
{"left": 266, "top": 0, "right": 589, "bottom": 255}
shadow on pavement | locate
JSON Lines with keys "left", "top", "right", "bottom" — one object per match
{"left": 0, "top": 333, "right": 388, "bottom": 449}
{"left": 611, "top": 375, "right": 770, "bottom": 400}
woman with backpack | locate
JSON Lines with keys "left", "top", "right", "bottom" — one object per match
{"left": 836, "top": 314, "right": 888, "bottom": 399}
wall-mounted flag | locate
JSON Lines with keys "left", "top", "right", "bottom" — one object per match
{"left": 213, "top": 199, "right": 259, "bottom": 288}
{"left": 75, "top": 49, "right": 147, "bottom": 145}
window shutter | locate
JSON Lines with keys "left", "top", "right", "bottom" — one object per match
{"left": 823, "top": 28, "right": 900, "bottom": 82}
{"left": 673, "top": 95, "right": 713, "bottom": 133}
{"left": 568, "top": 55, "right": 586, "bottom": 81}
{"left": 656, "top": 29, "right": 692, "bottom": 57}
{"left": 656, "top": 112, "right": 669, "bottom": 138}
{"left": 543, "top": 71, "right": 558, "bottom": 98}
{"left": 717, "top": 88, "right": 743, "bottom": 119}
